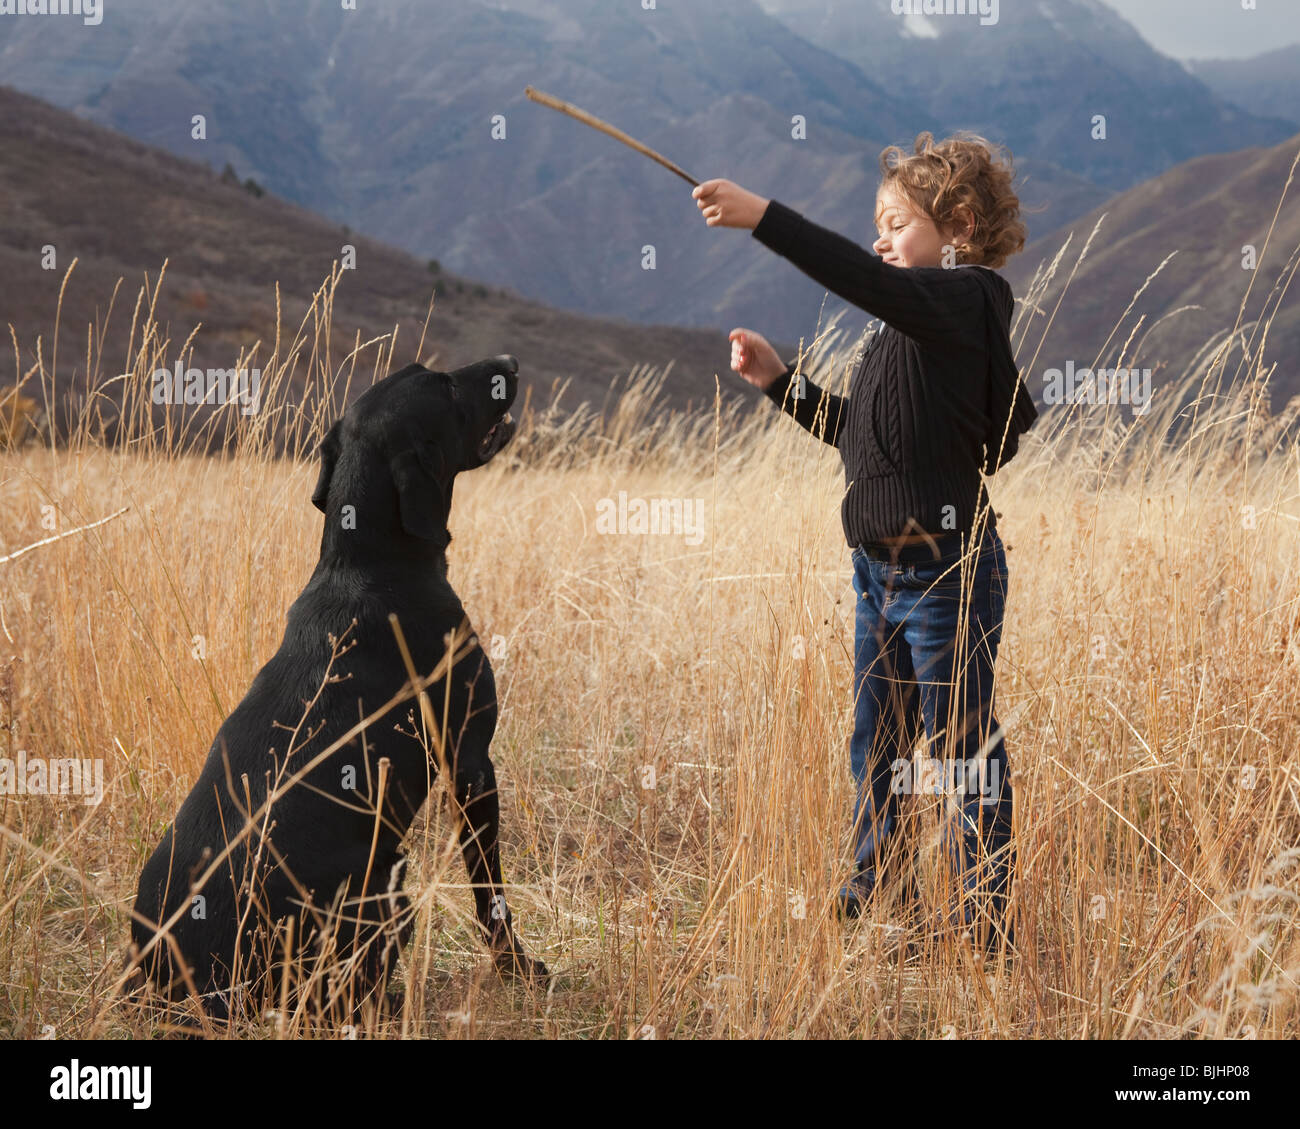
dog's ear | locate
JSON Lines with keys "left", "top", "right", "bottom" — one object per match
{"left": 311, "top": 420, "right": 343, "bottom": 513}
{"left": 389, "top": 440, "right": 452, "bottom": 544}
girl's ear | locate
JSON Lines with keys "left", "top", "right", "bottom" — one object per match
{"left": 952, "top": 204, "right": 976, "bottom": 245}
{"left": 943, "top": 205, "right": 977, "bottom": 264}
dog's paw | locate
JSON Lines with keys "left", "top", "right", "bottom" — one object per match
{"left": 491, "top": 942, "right": 550, "bottom": 991}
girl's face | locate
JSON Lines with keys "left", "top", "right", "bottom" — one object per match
{"left": 873, "top": 187, "right": 964, "bottom": 269}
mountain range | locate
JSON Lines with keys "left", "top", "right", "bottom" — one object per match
{"left": 1187, "top": 45, "right": 1300, "bottom": 131}
{"left": 1, "top": 0, "right": 1296, "bottom": 419}
{"left": 1, "top": 0, "right": 1293, "bottom": 346}
{"left": 1003, "top": 130, "right": 1300, "bottom": 406}
{"left": 0, "top": 85, "right": 766, "bottom": 442}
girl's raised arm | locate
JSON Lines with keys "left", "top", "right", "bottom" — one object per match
{"left": 752, "top": 199, "right": 985, "bottom": 349}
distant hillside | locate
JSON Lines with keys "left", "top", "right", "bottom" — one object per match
{"left": 1188, "top": 46, "right": 1300, "bottom": 130}
{"left": 0, "top": 85, "right": 774, "bottom": 443}
{"left": 755, "top": 0, "right": 1294, "bottom": 190}
{"left": 1003, "top": 132, "right": 1300, "bottom": 406}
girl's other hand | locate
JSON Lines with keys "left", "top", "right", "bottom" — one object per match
{"left": 729, "top": 328, "right": 786, "bottom": 391}
{"left": 692, "top": 179, "right": 771, "bottom": 230}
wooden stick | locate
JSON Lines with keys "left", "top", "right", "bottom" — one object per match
{"left": 525, "top": 86, "right": 700, "bottom": 187}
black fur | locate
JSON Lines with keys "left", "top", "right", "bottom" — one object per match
{"left": 129, "top": 355, "right": 546, "bottom": 1022}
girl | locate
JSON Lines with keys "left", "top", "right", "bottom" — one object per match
{"left": 692, "top": 133, "right": 1036, "bottom": 954}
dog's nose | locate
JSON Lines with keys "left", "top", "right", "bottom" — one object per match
{"left": 495, "top": 354, "right": 519, "bottom": 374}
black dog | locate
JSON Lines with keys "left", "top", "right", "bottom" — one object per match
{"left": 130, "top": 355, "right": 547, "bottom": 1021}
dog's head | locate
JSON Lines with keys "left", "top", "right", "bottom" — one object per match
{"left": 311, "top": 355, "right": 519, "bottom": 547}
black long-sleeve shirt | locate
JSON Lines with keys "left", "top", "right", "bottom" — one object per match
{"left": 751, "top": 198, "right": 1037, "bottom": 546}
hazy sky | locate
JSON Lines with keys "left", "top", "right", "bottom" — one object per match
{"left": 1101, "top": 0, "right": 1300, "bottom": 60}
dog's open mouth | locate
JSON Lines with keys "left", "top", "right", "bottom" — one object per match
{"left": 477, "top": 412, "right": 515, "bottom": 460}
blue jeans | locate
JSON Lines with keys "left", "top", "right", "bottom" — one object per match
{"left": 848, "top": 525, "right": 1014, "bottom": 931}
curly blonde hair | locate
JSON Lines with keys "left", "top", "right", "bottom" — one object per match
{"left": 876, "top": 132, "right": 1026, "bottom": 269}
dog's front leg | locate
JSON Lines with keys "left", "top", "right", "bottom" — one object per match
{"left": 454, "top": 756, "right": 549, "bottom": 987}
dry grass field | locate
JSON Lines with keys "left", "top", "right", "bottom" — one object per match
{"left": 1, "top": 229, "right": 1298, "bottom": 1039}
